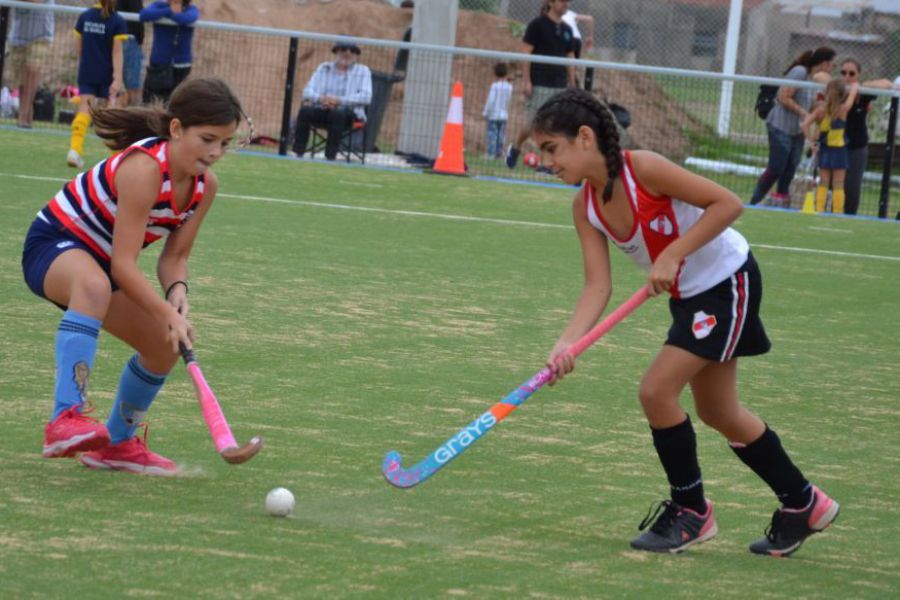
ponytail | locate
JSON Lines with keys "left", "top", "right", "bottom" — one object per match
{"left": 784, "top": 50, "right": 813, "bottom": 75}
{"left": 823, "top": 79, "right": 846, "bottom": 120}
{"left": 91, "top": 103, "right": 171, "bottom": 151}
{"left": 785, "top": 46, "right": 835, "bottom": 74}
{"left": 92, "top": 77, "right": 245, "bottom": 151}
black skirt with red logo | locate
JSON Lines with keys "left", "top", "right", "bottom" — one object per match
{"left": 664, "top": 252, "right": 771, "bottom": 362}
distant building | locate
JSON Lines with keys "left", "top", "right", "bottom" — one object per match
{"left": 497, "top": 0, "right": 900, "bottom": 77}
{"left": 582, "top": 0, "right": 766, "bottom": 71}
{"left": 746, "top": 1, "right": 900, "bottom": 75}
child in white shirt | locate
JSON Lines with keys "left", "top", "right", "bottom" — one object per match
{"left": 483, "top": 62, "right": 513, "bottom": 159}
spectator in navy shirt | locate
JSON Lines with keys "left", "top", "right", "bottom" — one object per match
{"left": 140, "top": 0, "right": 198, "bottom": 103}
{"left": 67, "top": 0, "right": 127, "bottom": 169}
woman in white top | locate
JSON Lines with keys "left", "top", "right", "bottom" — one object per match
{"left": 560, "top": 8, "right": 592, "bottom": 58}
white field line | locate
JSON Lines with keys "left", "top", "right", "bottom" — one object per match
{"left": 752, "top": 243, "right": 900, "bottom": 262}
{"left": 6, "top": 173, "right": 69, "bottom": 183}
{"left": 218, "top": 192, "right": 570, "bottom": 229}
{"left": 808, "top": 226, "right": 854, "bottom": 234}
{"left": 4, "top": 172, "right": 899, "bottom": 262}
{"left": 337, "top": 180, "right": 385, "bottom": 188}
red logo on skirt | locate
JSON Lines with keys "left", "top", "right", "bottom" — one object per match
{"left": 692, "top": 311, "right": 717, "bottom": 339}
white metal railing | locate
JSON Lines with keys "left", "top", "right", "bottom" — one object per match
{"left": 1, "top": 0, "right": 897, "bottom": 99}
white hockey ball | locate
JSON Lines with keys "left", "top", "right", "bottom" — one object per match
{"left": 265, "top": 487, "right": 295, "bottom": 517}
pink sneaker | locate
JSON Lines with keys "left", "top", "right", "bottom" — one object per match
{"left": 80, "top": 427, "right": 177, "bottom": 476}
{"left": 43, "top": 405, "right": 111, "bottom": 458}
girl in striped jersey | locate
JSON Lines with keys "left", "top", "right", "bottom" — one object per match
{"left": 23, "top": 77, "right": 244, "bottom": 475}
{"left": 532, "top": 89, "right": 838, "bottom": 557}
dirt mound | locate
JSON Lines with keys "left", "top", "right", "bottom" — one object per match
{"left": 195, "top": 0, "right": 701, "bottom": 159}
{"left": 200, "top": 0, "right": 518, "bottom": 51}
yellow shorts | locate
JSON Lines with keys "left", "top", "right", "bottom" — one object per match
{"left": 9, "top": 40, "right": 51, "bottom": 83}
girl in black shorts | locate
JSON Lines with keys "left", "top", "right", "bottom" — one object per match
{"left": 533, "top": 88, "right": 839, "bottom": 557}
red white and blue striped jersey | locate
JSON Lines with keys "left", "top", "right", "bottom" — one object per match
{"left": 38, "top": 137, "right": 206, "bottom": 261}
{"left": 583, "top": 151, "right": 748, "bottom": 299}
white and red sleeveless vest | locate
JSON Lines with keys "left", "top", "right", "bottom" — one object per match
{"left": 583, "top": 151, "right": 748, "bottom": 299}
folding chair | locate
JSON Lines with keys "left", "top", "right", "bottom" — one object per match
{"left": 308, "top": 118, "right": 367, "bottom": 164}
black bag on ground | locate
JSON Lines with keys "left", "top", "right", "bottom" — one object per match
{"left": 755, "top": 84, "right": 778, "bottom": 120}
{"left": 33, "top": 88, "right": 55, "bottom": 122}
{"left": 145, "top": 64, "right": 175, "bottom": 93}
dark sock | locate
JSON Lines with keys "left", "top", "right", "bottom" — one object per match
{"left": 730, "top": 426, "right": 811, "bottom": 509}
{"left": 651, "top": 416, "right": 706, "bottom": 513}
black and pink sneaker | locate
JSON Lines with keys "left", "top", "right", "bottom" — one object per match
{"left": 749, "top": 486, "right": 839, "bottom": 557}
{"left": 630, "top": 499, "right": 718, "bottom": 553}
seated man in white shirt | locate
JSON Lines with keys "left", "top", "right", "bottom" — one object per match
{"left": 292, "top": 41, "right": 373, "bottom": 160}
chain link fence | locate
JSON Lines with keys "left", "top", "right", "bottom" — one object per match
{"left": 491, "top": 0, "right": 900, "bottom": 79}
{"left": 1, "top": 0, "right": 897, "bottom": 218}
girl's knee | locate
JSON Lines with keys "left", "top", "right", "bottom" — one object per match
{"left": 695, "top": 404, "right": 726, "bottom": 429}
{"left": 637, "top": 378, "right": 654, "bottom": 407}
{"left": 72, "top": 275, "right": 113, "bottom": 312}
{"left": 138, "top": 348, "right": 178, "bottom": 376}
{"left": 638, "top": 378, "right": 670, "bottom": 412}
{"left": 695, "top": 402, "right": 752, "bottom": 433}
{"left": 132, "top": 330, "right": 181, "bottom": 374}
{"left": 638, "top": 384, "right": 684, "bottom": 426}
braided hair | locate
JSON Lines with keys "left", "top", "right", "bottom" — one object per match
{"left": 532, "top": 88, "right": 623, "bottom": 203}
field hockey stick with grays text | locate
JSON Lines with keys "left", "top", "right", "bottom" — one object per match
{"left": 382, "top": 286, "right": 650, "bottom": 488}
{"left": 180, "top": 344, "right": 263, "bottom": 464}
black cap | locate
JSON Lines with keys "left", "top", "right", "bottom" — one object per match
{"left": 332, "top": 41, "right": 361, "bottom": 55}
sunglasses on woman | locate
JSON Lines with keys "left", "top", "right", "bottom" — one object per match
{"left": 840, "top": 70, "right": 857, "bottom": 76}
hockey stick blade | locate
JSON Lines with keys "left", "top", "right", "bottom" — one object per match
{"left": 220, "top": 436, "right": 264, "bottom": 464}
{"left": 382, "top": 287, "right": 650, "bottom": 489}
{"left": 180, "top": 343, "right": 264, "bottom": 465}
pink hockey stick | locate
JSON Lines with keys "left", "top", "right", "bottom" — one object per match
{"left": 180, "top": 345, "right": 263, "bottom": 464}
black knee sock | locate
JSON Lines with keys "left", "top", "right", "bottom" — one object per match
{"left": 729, "top": 426, "right": 811, "bottom": 509}
{"left": 651, "top": 416, "right": 706, "bottom": 513}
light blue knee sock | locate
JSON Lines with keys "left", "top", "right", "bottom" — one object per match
{"left": 107, "top": 354, "right": 167, "bottom": 443}
{"left": 52, "top": 309, "right": 101, "bottom": 419}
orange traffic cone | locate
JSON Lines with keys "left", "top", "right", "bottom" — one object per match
{"left": 430, "top": 81, "right": 467, "bottom": 176}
